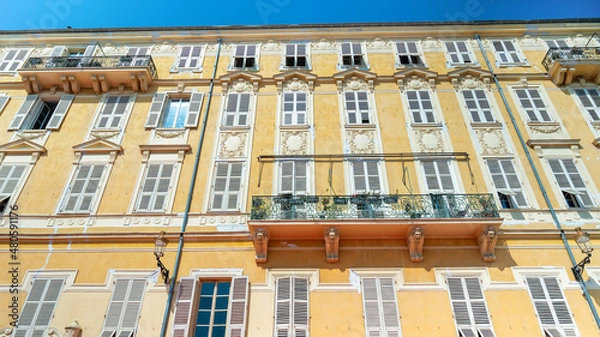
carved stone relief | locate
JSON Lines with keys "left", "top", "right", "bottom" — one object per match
{"left": 366, "top": 38, "right": 393, "bottom": 50}
{"left": 230, "top": 79, "right": 254, "bottom": 93}
{"left": 284, "top": 78, "right": 310, "bottom": 92}
{"left": 347, "top": 129, "right": 376, "bottom": 154}
{"left": 398, "top": 75, "right": 435, "bottom": 91}
{"left": 413, "top": 128, "right": 444, "bottom": 152}
{"left": 529, "top": 124, "right": 562, "bottom": 134}
{"left": 218, "top": 132, "right": 248, "bottom": 158}
{"left": 475, "top": 128, "right": 510, "bottom": 155}
{"left": 263, "top": 40, "right": 282, "bottom": 51}
{"left": 344, "top": 76, "right": 371, "bottom": 91}
{"left": 151, "top": 42, "right": 177, "bottom": 54}
{"left": 421, "top": 37, "right": 442, "bottom": 51}
{"left": 452, "top": 75, "right": 491, "bottom": 91}
{"left": 310, "top": 38, "right": 336, "bottom": 50}
{"left": 281, "top": 131, "right": 308, "bottom": 155}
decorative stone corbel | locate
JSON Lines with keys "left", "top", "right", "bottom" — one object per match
{"left": 90, "top": 75, "right": 100, "bottom": 94}
{"left": 30, "top": 76, "right": 42, "bottom": 93}
{"left": 253, "top": 228, "right": 269, "bottom": 263}
{"left": 324, "top": 228, "right": 340, "bottom": 263}
{"left": 139, "top": 74, "right": 149, "bottom": 92}
{"left": 130, "top": 74, "right": 139, "bottom": 92}
{"left": 478, "top": 226, "right": 497, "bottom": 262}
{"left": 407, "top": 226, "right": 425, "bottom": 262}
{"left": 68, "top": 76, "right": 79, "bottom": 93}
{"left": 22, "top": 77, "right": 32, "bottom": 93}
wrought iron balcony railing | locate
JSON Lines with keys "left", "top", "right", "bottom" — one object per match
{"left": 542, "top": 47, "right": 600, "bottom": 70}
{"left": 250, "top": 193, "right": 499, "bottom": 220}
{"left": 21, "top": 55, "right": 158, "bottom": 79}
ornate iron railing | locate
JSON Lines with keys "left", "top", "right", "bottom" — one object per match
{"left": 250, "top": 193, "right": 499, "bottom": 220}
{"left": 542, "top": 47, "right": 600, "bottom": 70}
{"left": 20, "top": 55, "right": 157, "bottom": 79}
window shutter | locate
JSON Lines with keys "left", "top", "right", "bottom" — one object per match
{"left": 102, "top": 279, "right": 129, "bottom": 335}
{"left": 574, "top": 89, "right": 600, "bottom": 121}
{"left": 379, "top": 278, "right": 401, "bottom": 335}
{"left": 9, "top": 95, "right": 38, "bottom": 130}
{"left": 362, "top": 278, "right": 382, "bottom": 336}
{"left": 526, "top": 276, "right": 576, "bottom": 333}
{"left": 361, "top": 277, "right": 401, "bottom": 337}
{"left": 0, "top": 94, "right": 10, "bottom": 113}
{"left": 448, "top": 278, "right": 472, "bottom": 327}
{"left": 0, "top": 164, "right": 26, "bottom": 198}
{"left": 211, "top": 162, "right": 243, "bottom": 211}
{"left": 292, "top": 277, "right": 309, "bottom": 336}
{"left": 0, "top": 49, "right": 29, "bottom": 72}
{"left": 121, "top": 279, "right": 146, "bottom": 332}
{"left": 46, "top": 94, "right": 74, "bottom": 129}
{"left": 145, "top": 93, "right": 166, "bottom": 128}
{"left": 295, "top": 162, "right": 307, "bottom": 194}
{"left": 185, "top": 92, "right": 204, "bottom": 127}
{"left": 62, "top": 164, "right": 106, "bottom": 213}
{"left": 14, "top": 278, "right": 64, "bottom": 337}
{"left": 227, "top": 276, "right": 249, "bottom": 337}
{"left": 170, "top": 278, "right": 197, "bottom": 337}
{"left": 275, "top": 277, "right": 292, "bottom": 336}
{"left": 353, "top": 162, "right": 367, "bottom": 193}
{"left": 280, "top": 161, "right": 294, "bottom": 194}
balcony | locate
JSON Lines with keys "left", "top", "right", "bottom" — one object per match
{"left": 542, "top": 47, "right": 600, "bottom": 86}
{"left": 18, "top": 55, "right": 157, "bottom": 94}
{"left": 247, "top": 193, "right": 502, "bottom": 264}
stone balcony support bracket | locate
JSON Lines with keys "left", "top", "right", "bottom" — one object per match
{"left": 325, "top": 227, "right": 340, "bottom": 263}
{"left": 253, "top": 228, "right": 269, "bottom": 264}
{"left": 407, "top": 226, "right": 425, "bottom": 262}
{"left": 478, "top": 226, "right": 498, "bottom": 262}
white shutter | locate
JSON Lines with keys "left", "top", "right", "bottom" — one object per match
{"left": 548, "top": 159, "right": 593, "bottom": 207}
{"left": 487, "top": 159, "right": 527, "bottom": 208}
{"left": 462, "top": 90, "right": 494, "bottom": 123}
{"left": 137, "top": 163, "right": 174, "bottom": 212}
{"left": 171, "top": 278, "right": 197, "bottom": 337}
{"left": 145, "top": 93, "right": 167, "bottom": 128}
{"left": 447, "top": 277, "right": 496, "bottom": 337}
{"left": 9, "top": 95, "right": 38, "bottom": 130}
{"left": 121, "top": 279, "right": 145, "bottom": 332}
{"left": 211, "top": 162, "right": 243, "bottom": 211}
{"left": 275, "top": 277, "right": 292, "bottom": 337}
{"left": 407, "top": 90, "right": 435, "bottom": 123}
{"left": 101, "top": 278, "right": 146, "bottom": 337}
{"left": 492, "top": 40, "right": 523, "bottom": 64}
{"left": 574, "top": 89, "right": 600, "bottom": 121}
{"left": 445, "top": 42, "right": 472, "bottom": 64}
{"left": 0, "top": 164, "right": 27, "bottom": 198}
{"left": 526, "top": 276, "right": 577, "bottom": 335}
{"left": 226, "top": 276, "right": 249, "bottom": 337}
{"left": 423, "top": 161, "right": 454, "bottom": 193}
{"left": 292, "top": 277, "right": 309, "bottom": 336}
{"left": 280, "top": 161, "right": 295, "bottom": 194}
{"left": 361, "top": 277, "right": 401, "bottom": 337}
{"left": 515, "top": 88, "right": 551, "bottom": 122}
{"left": 224, "top": 93, "right": 251, "bottom": 127}
{"left": 0, "top": 94, "right": 10, "bottom": 113}
{"left": 15, "top": 278, "right": 64, "bottom": 337}
{"left": 46, "top": 94, "right": 74, "bottom": 129}
{"left": 185, "top": 92, "right": 204, "bottom": 127}
{"left": 0, "top": 49, "right": 29, "bottom": 72}
{"left": 102, "top": 279, "right": 129, "bottom": 335}
{"left": 62, "top": 164, "right": 106, "bottom": 213}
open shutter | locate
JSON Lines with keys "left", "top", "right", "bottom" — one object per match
{"left": 171, "top": 278, "right": 197, "bottom": 337}
{"left": 362, "top": 278, "right": 382, "bottom": 337}
{"left": 14, "top": 279, "right": 47, "bottom": 336}
{"left": 292, "top": 277, "right": 309, "bottom": 337}
{"left": 145, "top": 93, "right": 167, "bottom": 128}
{"left": 9, "top": 95, "right": 38, "bottom": 130}
{"left": 379, "top": 278, "right": 401, "bottom": 336}
{"left": 101, "top": 279, "right": 129, "bottom": 337}
{"left": 185, "top": 92, "right": 204, "bottom": 127}
{"left": 121, "top": 279, "right": 145, "bottom": 334}
{"left": 0, "top": 94, "right": 10, "bottom": 113}
{"left": 227, "top": 276, "right": 249, "bottom": 337}
{"left": 46, "top": 94, "right": 74, "bottom": 129}
{"left": 275, "top": 277, "right": 292, "bottom": 337}
{"left": 448, "top": 278, "right": 473, "bottom": 328}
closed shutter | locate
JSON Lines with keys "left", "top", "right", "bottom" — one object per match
{"left": 170, "top": 278, "right": 197, "bottom": 337}
{"left": 462, "top": 90, "right": 494, "bottom": 123}
{"left": 184, "top": 92, "right": 204, "bottom": 127}
{"left": 62, "top": 164, "right": 106, "bottom": 213}
{"left": 145, "top": 93, "right": 167, "bottom": 128}
{"left": 423, "top": 161, "right": 454, "bottom": 193}
{"left": 275, "top": 277, "right": 309, "bottom": 337}
{"left": 275, "top": 277, "right": 292, "bottom": 337}
{"left": 211, "top": 162, "right": 243, "bottom": 211}
{"left": 445, "top": 42, "right": 472, "bottom": 64}
{"left": 406, "top": 90, "right": 435, "bottom": 123}
{"left": 14, "top": 278, "right": 64, "bottom": 337}
{"left": 361, "top": 277, "right": 401, "bottom": 337}
{"left": 546, "top": 40, "right": 569, "bottom": 49}
{"left": 486, "top": 159, "right": 527, "bottom": 208}
{"left": 448, "top": 277, "right": 496, "bottom": 337}
{"left": 176, "top": 46, "right": 203, "bottom": 69}
{"left": 280, "top": 161, "right": 307, "bottom": 195}
{"left": 492, "top": 40, "right": 522, "bottom": 63}
{"left": 352, "top": 161, "right": 381, "bottom": 193}
{"left": 137, "top": 163, "right": 175, "bottom": 212}
{"left": 0, "top": 49, "right": 29, "bottom": 72}
{"left": 548, "top": 159, "right": 593, "bottom": 208}
{"left": 574, "top": 89, "right": 600, "bottom": 121}
{"left": 79, "top": 45, "right": 96, "bottom": 66}
{"left": 9, "top": 95, "right": 38, "bottom": 130}
{"left": 46, "top": 94, "right": 74, "bottom": 129}
{"left": 101, "top": 278, "right": 146, "bottom": 337}
{"left": 514, "top": 89, "right": 551, "bottom": 122}
{"left": 226, "top": 276, "right": 249, "bottom": 337}
{"left": 525, "top": 277, "right": 577, "bottom": 336}
{"left": 0, "top": 164, "right": 27, "bottom": 198}
{"left": 0, "top": 94, "right": 10, "bottom": 113}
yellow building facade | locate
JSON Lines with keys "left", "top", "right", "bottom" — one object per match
{"left": 0, "top": 19, "right": 600, "bottom": 337}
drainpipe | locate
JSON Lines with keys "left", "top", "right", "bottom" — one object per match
{"left": 474, "top": 34, "right": 600, "bottom": 329}
{"left": 159, "top": 38, "right": 223, "bottom": 337}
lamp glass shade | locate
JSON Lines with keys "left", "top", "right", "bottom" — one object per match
{"left": 575, "top": 228, "right": 592, "bottom": 254}
{"left": 154, "top": 232, "right": 168, "bottom": 257}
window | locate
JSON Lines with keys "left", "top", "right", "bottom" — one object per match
{"left": 223, "top": 93, "right": 251, "bottom": 127}
{"left": 8, "top": 94, "right": 74, "bottom": 131}
{"left": 486, "top": 159, "right": 528, "bottom": 209}
{"left": 444, "top": 41, "right": 476, "bottom": 66}
{"left": 422, "top": 160, "right": 455, "bottom": 193}
{"left": 210, "top": 162, "right": 244, "bottom": 211}
{"left": 275, "top": 277, "right": 309, "bottom": 337}
{"left": 351, "top": 161, "right": 381, "bottom": 194}
{"left": 361, "top": 277, "right": 402, "bottom": 337}
{"left": 284, "top": 43, "right": 308, "bottom": 68}
{"left": 574, "top": 88, "right": 600, "bottom": 122}
{"left": 524, "top": 276, "right": 579, "bottom": 337}
{"left": 344, "top": 91, "right": 371, "bottom": 124}
{"left": 545, "top": 40, "right": 569, "bottom": 50}
{"left": 134, "top": 163, "right": 175, "bottom": 212}
{"left": 447, "top": 277, "right": 496, "bottom": 337}
{"left": 94, "top": 95, "right": 131, "bottom": 129}
{"left": 99, "top": 278, "right": 146, "bottom": 337}
{"left": 232, "top": 45, "right": 258, "bottom": 69}
{"left": 13, "top": 278, "right": 64, "bottom": 337}
{"left": 0, "top": 48, "right": 30, "bottom": 73}
{"left": 340, "top": 42, "right": 367, "bottom": 68}
{"left": 406, "top": 90, "right": 436, "bottom": 124}
{"left": 548, "top": 159, "right": 593, "bottom": 208}
{"left": 282, "top": 92, "right": 307, "bottom": 125}
{"left": 0, "top": 164, "right": 27, "bottom": 213}
{"left": 173, "top": 45, "right": 204, "bottom": 71}
{"left": 124, "top": 47, "right": 150, "bottom": 66}
{"left": 279, "top": 161, "right": 308, "bottom": 195}
{"left": 514, "top": 88, "right": 552, "bottom": 122}
{"left": 491, "top": 40, "right": 527, "bottom": 65}
{"left": 171, "top": 276, "right": 249, "bottom": 337}
{"left": 395, "top": 42, "right": 424, "bottom": 67}
{"left": 0, "top": 94, "right": 9, "bottom": 114}
{"left": 145, "top": 92, "right": 204, "bottom": 128}
{"left": 60, "top": 164, "right": 106, "bottom": 213}
{"left": 462, "top": 90, "right": 495, "bottom": 123}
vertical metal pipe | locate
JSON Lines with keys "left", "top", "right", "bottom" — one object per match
{"left": 159, "top": 38, "right": 223, "bottom": 337}
{"left": 474, "top": 34, "right": 600, "bottom": 329}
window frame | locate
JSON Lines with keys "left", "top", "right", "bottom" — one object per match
{"left": 484, "top": 158, "right": 529, "bottom": 210}
{"left": 395, "top": 41, "right": 426, "bottom": 68}
{"left": 405, "top": 89, "right": 438, "bottom": 124}
{"left": 281, "top": 43, "right": 310, "bottom": 70}
{"left": 209, "top": 161, "right": 245, "bottom": 212}
{"left": 133, "top": 162, "right": 178, "bottom": 213}
{"left": 12, "top": 277, "right": 66, "bottom": 337}
{"left": 222, "top": 92, "right": 252, "bottom": 128}
{"left": 338, "top": 42, "right": 369, "bottom": 70}
{"left": 443, "top": 41, "right": 479, "bottom": 67}
{"left": 512, "top": 87, "right": 555, "bottom": 123}
{"left": 460, "top": 89, "right": 496, "bottom": 123}
{"left": 144, "top": 91, "right": 204, "bottom": 129}
{"left": 490, "top": 39, "right": 528, "bottom": 67}
{"left": 171, "top": 45, "right": 205, "bottom": 72}
{"left": 420, "top": 160, "right": 457, "bottom": 194}
{"left": 229, "top": 44, "right": 260, "bottom": 71}
{"left": 92, "top": 94, "right": 134, "bottom": 130}
{"left": 546, "top": 158, "right": 595, "bottom": 209}
{"left": 8, "top": 94, "right": 74, "bottom": 131}
{"left": 281, "top": 90, "right": 309, "bottom": 126}
{"left": 0, "top": 48, "right": 31, "bottom": 73}
{"left": 343, "top": 90, "right": 372, "bottom": 125}
{"left": 350, "top": 160, "right": 383, "bottom": 194}
{"left": 278, "top": 160, "right": 310, "bottom": 195}
{"left": 57, "top": 161, "right": 109, "bottom": 214}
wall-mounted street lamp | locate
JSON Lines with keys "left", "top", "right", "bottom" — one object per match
{"left": 572, "top": 227, "right": 593, "bottom": 281}
{"left": 154, "top": 231, "right": 170, "bottom": 284}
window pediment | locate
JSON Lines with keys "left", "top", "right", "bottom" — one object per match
{"left": 274, "top": 70, "right": 317, "bottom": 92}
{"left": 447, "top": 67, "right": 492, "bottom": 90}
{"left": 394, "top": 68, "right": 438, "bottom": 91}
{"left": 333, "top": 69, "right": 376, "bottom": 92}
{"left": 219, "top": 71, "right": 262, "bottom": 92}
{"left": 72, "top": 138, "right": 123, "bottom": 163}
{"left": 0, "top": 138, "right": 46, "bottom": 163}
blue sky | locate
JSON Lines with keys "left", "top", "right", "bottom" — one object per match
{"left": 3, "top": 0, "right": 599, "bottom": 30}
